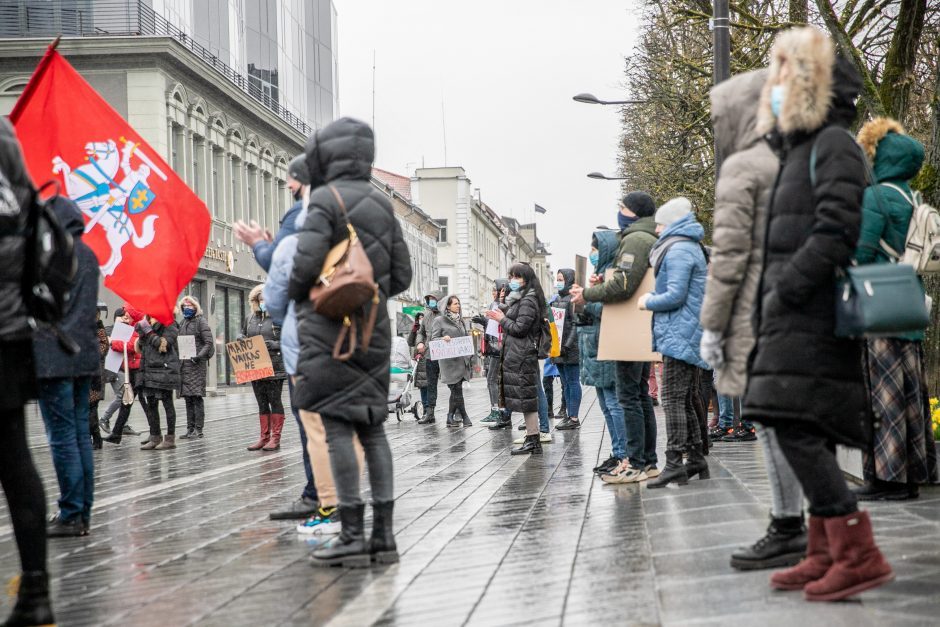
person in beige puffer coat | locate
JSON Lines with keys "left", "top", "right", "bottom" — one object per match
{"left": 700, "top": 68, "right": 807, "bottom": 572}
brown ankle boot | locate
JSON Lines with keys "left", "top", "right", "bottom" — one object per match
{"left": 247, "top": 413, "right": 271, "bottom": 451}
{"left": 803, "top": 510, "right": 893, "bottom": 601}
{"left": 140, "top": 435, "right": 162, "bottom": 450}
{"left": 262, "top": 413, "right": 286, "bottom": 451}
{"left": 155, "top": 434, "right": 176, "bottom": 450}
{"left": 770, "top": 515, "right": 831, "bottom": 590}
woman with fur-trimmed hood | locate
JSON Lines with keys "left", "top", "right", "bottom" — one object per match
{"left": 744, "top": 27, "right": 893, "bottom": 601}
{"left": 178, "top": 295, "right": 215, "bottom": 439}
{"left": 853, "top": 118, "right": 936, "bottom": 500}
{"left": 243, "top": 284, "right": 287, "bottom": 451}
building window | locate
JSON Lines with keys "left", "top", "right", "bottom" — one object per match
{"left": 231, "top": 157, "right": 243, "bottom": 223}
{"left": 212, "top": 148, "right": 224, "bottom": 221}
{"left": 439, "top": 276, "right": 449, "bottom": 294}
{"left": 246, "top": 164, "right": 257, "bottom": 225}
{"left": 436, "top": 219, "right": 447, "bottom": 243}
{"left": 192, "top": 135, "right": 205, "bottom": 200}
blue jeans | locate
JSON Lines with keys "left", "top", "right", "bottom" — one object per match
{"left": 597, "top": 385, "right": 626, "bottom": 459}
{"left": 537, "top": 378, "right": 550, "bottom": 433}
{"left": 38, "top": 377, "right": 94, "bottom": 524}
{"left": 288, "top": 377, "right": 317, "bottom": 502}
{"left": 556, "top": 363, "right": 582, "bottom": 418}
{"left": 718, "top": 393, "right": 735, "bottom": 428}
{"left": 616, "top": 361, "right": 657, "bottom": 469}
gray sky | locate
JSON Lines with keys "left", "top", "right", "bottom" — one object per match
{"left": 334, "top": 0, "right": 641, "bottom": 275}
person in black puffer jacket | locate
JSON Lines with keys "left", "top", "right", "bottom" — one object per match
{"left": 136, "top": 315, "right": 181, "bottom": 450}
{"left": 289, "top": 117, "right": 412, "bottom": 568}
{"left": 487, "top": 263, "right": 547, "bottom": 456}
{"left": 552, "top": 268, "right": 582, "bottom": 430}
{"left": 744, "top": 27, "right": 892, "bottom": 601}
{"left": 244, "top": 284, "right": 288, "bottom": 451}
{"left": 177, "top": 295, "right": 214, "bottom": 439}
{"left": 0, "top": 118, "right": 55, "bottom": 627}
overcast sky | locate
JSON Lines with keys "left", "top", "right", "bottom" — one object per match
{"left": 334, "top": 0, "right": 642, "bottom": 275}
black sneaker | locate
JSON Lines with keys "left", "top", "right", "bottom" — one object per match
{"left": 721, "top": 427, "right": 757, "bottom": 442}
{"left": 555, "top": 417, "right": 580, "bottom": 431}
{"left": 593, "top": 456, "right": 621, "bottom": 475}
{"left": 47, "top": 514, "right": 87, "bottom": 538}
{"left": 709, "top": 426, "right": 732, "bottom": 441}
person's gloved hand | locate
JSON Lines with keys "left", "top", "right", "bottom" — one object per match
{"left": 637, "top": 293, "right": 652, "bottom": 310}
{"left": 700, "top": 329, "right": 725, "bottom": 370}
{"left": 136, "top": 319, "right": 153, "bottom": 335}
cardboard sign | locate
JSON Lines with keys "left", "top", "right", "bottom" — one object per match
{"left": 226, "top": 335, "right": 274, "bottom": 384}
{"left": 177, "top": 335, "right": 197, "bottom": 360}
{"left": 551, "top": 306, "right": 566, "bottom": 339}
{"left": 104, "top": 321, "right": 134, "bottom": 373}
{"left": 597, "top": 269, "right": 661, "bottom": 362}
{"left": 429, "top": 335, "right": 475, "bottom": 360}
{"left": 485, "top": 305, "right": 501, "bottom": 338}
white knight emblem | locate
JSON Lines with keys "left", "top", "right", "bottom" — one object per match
{"left": 52, "top": 138, "right": 168, "bottom": 276}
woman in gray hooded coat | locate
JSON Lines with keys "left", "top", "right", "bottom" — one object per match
{"left": 700, "top": 69, "right": 807, "bottom": 571}
{"left": 432, "top": 295, "right": 472, "bottom": 427}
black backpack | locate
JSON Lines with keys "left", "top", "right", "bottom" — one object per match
{"left": 20, "top": 182, "right": 77, "bottom": 341}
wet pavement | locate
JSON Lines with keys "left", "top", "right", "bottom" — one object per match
{"left": 2, "top": 379, "right": 940, "bottom": 626}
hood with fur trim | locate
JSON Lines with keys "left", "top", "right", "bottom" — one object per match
{"left": 757, "top": 27, "right": 841, "bottom": 136}
{"left": 857, "top": 117, "right": 925, "bottom": 183}
{"left": 178, "top": 295, "right": 204, "bottom": 316}
{"left": 248, "top": 284, "right": 264, "bottom": 313}
{"left": 711, "top": 69, "right": 768, "bottom": 158}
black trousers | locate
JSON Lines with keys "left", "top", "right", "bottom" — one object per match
{"left": 111, "top": 373, "right": 141, "bottom": 436}
{"left": 184, "top": 396, "right": 205, "bottom": 431}
{"left": 252, "top": 378, "right": 285, "bottom": 415}
{"left": 141, "top": 389, "right": 177, "bottom": 436}
{"left": 774, "top": 424, "right": 858, "bottom": 518}
{"left": 448, "top": 382, "right": 466, "bottom": 416}
{"left": 425, "top": 359, "right": 440, "bottom": 409}
{"left": 0, "top": 407, "right": 47, "bottom": 572}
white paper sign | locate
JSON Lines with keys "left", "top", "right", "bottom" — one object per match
{"left": 429, "top": 335, "right": 475, "bottom": 361}
{"left": 104, "top": 321, "right": 134, "bottom": 373}
{"left": 551, "top": 306, "right": 566, "bottom": 339}
{"left": 178, "top": 335, "right": 197, "bottom": 360}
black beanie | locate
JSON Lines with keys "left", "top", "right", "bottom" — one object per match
{"left": 288, "top": 154, "right": 311, "bottom": 186}
{"left": 622, "top": 191, "right": 656, "bottom": 218}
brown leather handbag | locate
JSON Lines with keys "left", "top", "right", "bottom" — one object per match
{"left": 308, "top": 185, "right": 380, "bottom": 361}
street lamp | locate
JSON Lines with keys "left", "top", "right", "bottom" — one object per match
{"left": 573, "top": 93, "right": 647, "bottom": 105}
{"left": 587, "top": 171, "right": 627, "bottom": 180}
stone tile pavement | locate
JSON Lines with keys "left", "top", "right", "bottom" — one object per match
{"left": 2, "top": 379, "right": 939, "bottom": 626}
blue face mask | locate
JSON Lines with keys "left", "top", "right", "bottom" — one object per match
{"left": 618, "top": 212, "right": 638, "bottom": 231}
{"left": 555, "top": 281, "right": 565, "bottom": 290}
{"left": 770, "top": 85, "right": 786, "bottom": 118}
{"left": 259, "top": 302, "right": 267, "bottom": 313}
{"left": 428, "top": 299, "right": 438, "bottom": 309}
{"left": 589, "top": 251, "right": 599, "bottom": 267}
{"left": 182, "top": 307, "right": 196, "bottom": 319}
{"left": 508, "top": 280, "right": 522, "bottom": 292}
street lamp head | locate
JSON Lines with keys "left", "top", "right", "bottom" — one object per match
{"left": 587, "top": 171, "right": 607, "bottom": 180}
{"left": 573, "top": 92, "right": 601, "bottom": 104}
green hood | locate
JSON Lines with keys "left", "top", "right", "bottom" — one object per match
{"left": 873, "top": 132, "right": 924, "bottom": 183}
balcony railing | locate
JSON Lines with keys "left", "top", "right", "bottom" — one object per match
{"left": 0, "top": 0, "right": 313, "bottom": 137}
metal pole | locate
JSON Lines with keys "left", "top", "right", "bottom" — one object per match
{"left": 712, "top": 0, "right": 731, "bottom": 170}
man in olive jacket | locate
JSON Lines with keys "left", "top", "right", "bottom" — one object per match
{"left": 571, "top": 192, "right": 659, "bottom": 481}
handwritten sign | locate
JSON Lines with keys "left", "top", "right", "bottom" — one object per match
{"left": 104, "top": 321, "right": 134, "bottom": 373}
{"left": 178, "top": 335, "right": 197, "bottom": 360}
{"left": 226, "top": 335, "right": 274, "bottom": 384}
{"left": 551, "top": 306, "right": 566, "bottom": 340}
{"left": 429, "top": 335, "right": 475, "bottom": 361}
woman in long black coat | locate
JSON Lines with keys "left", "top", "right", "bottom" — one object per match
{"left": 137, "top": 316, "right": 181, "bottom": 450}
{"left": 487, "top": 263, "right": 546, "bottom": 456}
{"left": 178, "top": 295, "right": 214, "bottom": 439}
{"left": 244, "top": 284, "right": 287, "bottom": 451}
{"left": 743, "top": 27, "right": 892, "bottom": 601}
{"left": 288, "top": 117, "right": 412, "bottom": 568}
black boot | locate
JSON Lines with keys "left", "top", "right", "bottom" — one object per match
{"left": 647, "top": 450, "right": 688, "bottom": 489}
{"left": 730, "top": 515, "right": 807, "bottom": 571}
{"left": 510, "top": 433, "right": 542, "bottom": 456}
{"left": 685, "top": 446, "right": 710, "bottom": 479}
{"left": 310, "top": 505, "right": 370, "bottom": 568}
{"left": 3, "top": 571, "right": 54, "bottom": 627}
{"left": 89, "top": 407, "right": 102, "bottom": 450}
{"left": 489, "top": 409, "right": 512, "bottom": 430}
{"left": 853, "top": 479, "right": 918, "bottom": 501}
{"left": 460, "top": 407, "right": 472, "bottom": 427}
{"left": 446, "top": 413, "right": 459, "bottom": 427}
{"left": 369, "top": 501, "right": 399, "bottom": 564}
{"left": 103, "top": 413, "right": 127, "bottom": 445}
{"left": 417, "top": 406, "right": 436, "bottom": 424}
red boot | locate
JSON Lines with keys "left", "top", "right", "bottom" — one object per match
{"left": 247, "top": 413, "right": 271, "bottom": 451}
{"left": 262, "top": 413, "right": 286, "bottom": 451}
{"left": 770, "top": 515, "right": 831, "bottom": 590}
{"left": 804, "top": 510, "right": 893, "bottom": 602}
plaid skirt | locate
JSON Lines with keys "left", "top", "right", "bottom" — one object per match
{"left": 864, "top": 338, "right": 938, "bottom": 484}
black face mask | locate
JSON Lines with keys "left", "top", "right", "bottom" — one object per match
{"left": 292, "top": 187, "right": 303, "bottom": 201}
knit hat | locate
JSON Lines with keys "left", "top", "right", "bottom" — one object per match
{"left": 288, "top": 154, "right": 311, "bottom": 186}
{"left": 622, "top": 191, "right": 656, "bottom": 218}
{"left": 655, "top": 197, "right": 693, "bottom": 226}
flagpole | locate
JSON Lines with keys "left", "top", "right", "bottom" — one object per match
{"left": 50, "top": 35, "right": 61, "bottom": 51}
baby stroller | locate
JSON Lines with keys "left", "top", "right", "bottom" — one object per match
{"left": 388, "top": 336, "right": 422, "bottom": 421}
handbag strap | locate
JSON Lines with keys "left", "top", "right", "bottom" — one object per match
{"left": 123, "top": 343, "right": 130, "bottom": 385}
{"left": 333, "top": 318, "right": 358, "bottom": 361}
{"left": 879, "top": 182, "right": 916, "bottom": 208}
{"left": 327, "top": 185, "right": 358, "bottom": 238}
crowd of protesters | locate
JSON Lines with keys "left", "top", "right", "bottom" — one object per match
{"left": 2, "top": 23, "right": 937, "bottom": 626}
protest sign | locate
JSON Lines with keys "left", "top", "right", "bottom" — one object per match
{"left": 226, "top": 336, "right": 274, "bottom": 384}
{"left": 551, "top": 306, "right": 566, "bottom": 339}
{"left": 597, "top": 269, "right": 661, "bottom": 362}
{"left": 104, "top": 321, "right": 134, "bottom": 373}
{"left": 429, "top": 335, "right": 475, "bottom": 360}
{"left": 177, "top": 335, "right": 197, "bottom": 360}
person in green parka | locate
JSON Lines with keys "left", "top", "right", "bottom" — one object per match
{"left": 854, "top": 117, "right": 938, "bottom": 501}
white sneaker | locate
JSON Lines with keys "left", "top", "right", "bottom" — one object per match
{"left": 296, "top": 508, "right": 341, "bottom": 535}
{"left": 539, "top": 432, "right": 552, "bottom": 443}
{"left": 601, "top": 463, "right": 647, "bottom": 484}
{"left": 513, "top": 435, "right": 525, "bottom": 445}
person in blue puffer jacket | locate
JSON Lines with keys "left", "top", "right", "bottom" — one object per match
{"left": 638, "top": 197, "right": 709, "bottom": 489}
{"left": 577, "top": 229, "right": 629, "bottom": 478}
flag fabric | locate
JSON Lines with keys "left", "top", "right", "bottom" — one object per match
{"left": 534, "top": 203, "right": 547, "bottom": 214}
{"left": 10, "top": 44, "right": 210, "bottom": 324}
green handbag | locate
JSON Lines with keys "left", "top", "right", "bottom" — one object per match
{"left": 834, "top": 262, "right": 929, "bottom": 338}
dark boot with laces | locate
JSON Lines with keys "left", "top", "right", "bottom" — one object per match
{"left": 310, "top": 505, "right": 370, "bottom": 568}
{"left": 730, "top": 515, "right": 807, "bottom": 571}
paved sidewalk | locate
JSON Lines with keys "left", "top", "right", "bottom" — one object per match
{"left": 2, "top": 379, "right": 939, "bottom": 626}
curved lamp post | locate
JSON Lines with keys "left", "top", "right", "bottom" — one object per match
{"left": 573, "top": 93, "right": 647, "bottom": 105}
{"left": 587, "top": 171, "right": 627, "bottom": 181}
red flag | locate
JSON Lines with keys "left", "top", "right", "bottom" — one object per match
{"left": 10, "top": 44, "right": 210, "bottom": 324}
